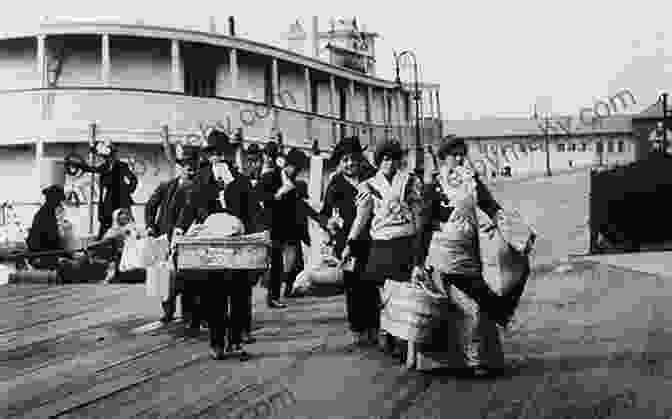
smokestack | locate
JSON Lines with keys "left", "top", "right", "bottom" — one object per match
{"left": 228, "top": 16, "right": 236, "bottom": 36}
{"left": 312, "top": 16, "right": 319, "bottom": 58}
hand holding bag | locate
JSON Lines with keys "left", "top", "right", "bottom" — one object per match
{"left": 146, "top": 253, "right": 174, "bottom": 300}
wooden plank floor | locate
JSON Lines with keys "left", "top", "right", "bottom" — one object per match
{"left": 0, "top": 283, "right": 349, "bottom": 418}
{"left": 3, "top": 262, "right": 672, "bottom": 418}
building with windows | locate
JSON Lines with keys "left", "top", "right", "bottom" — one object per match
{"left": 0, "top": 16, "right": 441, "bottom": 235}
{"left": 443, "top": 114, "right": 639, "bottom": 179}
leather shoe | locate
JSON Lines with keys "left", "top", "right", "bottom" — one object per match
{"left": 267, "top": 299, "right": 287, "bottom": 309}
{"left": 210, "top": 347, "right": 227, "bottom": 360}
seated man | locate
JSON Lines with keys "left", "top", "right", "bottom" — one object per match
{"left": 26, "top": 185, "right": 87, "bottom": 282}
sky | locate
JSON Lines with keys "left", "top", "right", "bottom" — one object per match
{"left": 3, "top": 0, "right": 671, "bottom": 121}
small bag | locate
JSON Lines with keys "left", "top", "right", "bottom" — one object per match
{"left": 146, "top": 260, "right": 174, "bottom": 300}
{"left": 119, "top": 236, "right": 150, "bottom": 272}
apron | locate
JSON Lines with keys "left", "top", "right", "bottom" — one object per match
{"left": 425, "top": 170, "right": 482, "bottom": 276}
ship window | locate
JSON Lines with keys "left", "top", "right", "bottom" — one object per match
{"left": 581, "top": 142, "right": 588, "bottom": 151}
{"left": 182, "top": 43, "right": 217, "bottom": 98}
{"left": 264, "top": 64, "right": 273, "bottom": 105}
{"left": 557, "top": 143, "right": 565, "bottom": 152}
{"left": 311, "top": 80, "right": 319, "bottom": 114}
{"left": 607, "top": 141, "right": 614, "bottom": 152}
{"left": 339, "top": 86, "right": 347, "bottom": 121}
{"left": 387, "top": 94, "right": 393, "bottom": 125}
{"left": 617, "top": 140, "right": 624, "bottom": 153}
{"left": 570, "top": 143, "right": 577, "bottom": 152}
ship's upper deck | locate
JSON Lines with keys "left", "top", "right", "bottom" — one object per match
{"left": 0, "top": 19, "right": 400, "bottom": 89}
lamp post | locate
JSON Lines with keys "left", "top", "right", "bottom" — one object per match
{"left": 659, "top": 92, "right": 669, "bottom": 155}
{"left": 394, "top": 50, "right": 423, "bottom": 175}
{"left": 532, "top": 104, "right": 553, "bottom": 177}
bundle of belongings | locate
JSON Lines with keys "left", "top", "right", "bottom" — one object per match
{"left": 186, "top": 212, "right": 245, "bottom": 237}
{"left": 291, "top": 211, "right": 345, "bottom": 297}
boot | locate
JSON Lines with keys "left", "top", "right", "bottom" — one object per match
{"left": 160, "top": 300, "right": 175, "bottom": 323}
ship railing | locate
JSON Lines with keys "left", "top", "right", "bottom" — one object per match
{"left": 0, "top": 87, "right": 431, "bottom": 151}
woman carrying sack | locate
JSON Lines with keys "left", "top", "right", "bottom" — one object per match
{"left": 420, "top": 137, "right": 532, "bottom": 376}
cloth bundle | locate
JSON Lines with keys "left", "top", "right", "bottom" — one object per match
{"left": 186, "top": 213, "right": 245, "bottom": 237}
{"left": 292, "top": 227, "right": 344, "bottom": 296}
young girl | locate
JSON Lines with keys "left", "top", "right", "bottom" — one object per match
{"left": 101, "top": 208, "right": 144, "bottom": 283}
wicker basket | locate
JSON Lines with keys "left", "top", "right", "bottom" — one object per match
{"left": 380, "top": 280, "right": 454, "bottom": 344}
{"left": 174, "top": 231, "right": 271, "bottom": 271}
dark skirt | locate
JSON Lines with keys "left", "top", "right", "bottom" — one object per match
{"left": 364, "top": 236, "right": 415, "bottom": 285}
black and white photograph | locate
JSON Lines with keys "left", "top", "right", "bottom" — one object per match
{"left": 0, "top": 1, "right": 669, "bottom": 417}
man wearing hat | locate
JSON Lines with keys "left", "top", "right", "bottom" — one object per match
{"left": 182, "top": 129, "right": 259, "bottom": 358}
{"left": 145, "top": 143, "right": 201, "bottom": 324}
{"left": 319, "top": 136, "right": 377, "bottom": 347}
{"left": 257, "top": 146, "right": 322, "bottom": 308}
{"left": 26, "top": 184, "right": 89, "bottom": 281}
{"left": 86, "top": 142, "right": 138, "bottom": 240}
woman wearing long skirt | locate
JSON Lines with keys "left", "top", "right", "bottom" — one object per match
{"left": 344, "top": 139, "right": 426, "bottom": 358}
{"left": 320, "top": 136, "right": 375, "bottom": 348}
{"left": 421, "top": 137, "right": 517, "bottom": 376}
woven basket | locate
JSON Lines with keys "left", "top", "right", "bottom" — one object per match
{"left": 175, "top": 231, "right": 271, "bottom": 271}
{"left": 380, "top": 280, "right": 453, "bottom": 344}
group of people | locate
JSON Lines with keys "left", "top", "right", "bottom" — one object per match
{"left": 319, "top": 135, "right": 520, "bottom": 376}
{"left": 25, "top": 130, "right": 523, "bottom": 373}
{"left": 144, "top": 129, "right": 330, "bottom": 360}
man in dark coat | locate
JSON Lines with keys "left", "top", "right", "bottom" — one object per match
{"left": 26, "top": 185, "right": 68, "bottom": 270}
{"left": 183, "top": 129, "right": 260, "bottom": 359}
{"left": 145, "top": 144, "right": 200, "bottom": 324}
{"left": 26, "top": 184, "right": 88, "bottom": 282}
{"left": 90, "top": 143, "right": 138, "bottom": 240}
{"left": 257, "top": 147, "right": 325, "bottom": 308}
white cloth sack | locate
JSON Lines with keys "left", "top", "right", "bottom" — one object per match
{"left": 119, "top": 236, "right": 153, "bottom": 272}
{"left": 0, "top": 264, "right": 15, "bottom": 286}
{"left": 146, "top": 260, "right": 173, "bottom": 299}
{"left": 186, "top": 213, "right": 245, "bottom": 237}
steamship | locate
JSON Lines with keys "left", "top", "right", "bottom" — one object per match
{"left": 0, "top": 16, "right": 442, "bottom": 236}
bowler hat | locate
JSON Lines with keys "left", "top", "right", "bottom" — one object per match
{"left": 42, "top": 184, "right": 66, "bottom": 204}
{"left": 330, "top": 136, "right": 367, "bottom": 165}
{"left": 436, "top": 136, "right": 467, "bottom": 160}
{"left": 203, "top": 129, "right": 235, "bottom": 156}
{"left": 284, "top": 148, "right": 310, "bottom": 171}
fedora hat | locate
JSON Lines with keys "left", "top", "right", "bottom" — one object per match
{"left": 436, "top": 136, "right": 467, "bottom": 160}
{"left": 330, "top": 136, "right": 367, "bottom": 165}
{"left": 42, "top": 184, "right": 66, "bottom": 205}
{"left": 203, "top": 129, "right": 235, "bottom": 156}
{"left": 284, "top": 148, "right": 310, "bottom": 171}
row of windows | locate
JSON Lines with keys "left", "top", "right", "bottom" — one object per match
{"left": 475, "top": 140, "right": 629, "bottom": 154}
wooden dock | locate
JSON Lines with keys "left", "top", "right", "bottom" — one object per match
{"left": 3, "top": 258, "right": 672, "bottom": 418}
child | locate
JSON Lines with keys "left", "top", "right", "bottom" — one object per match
{"left": 101, "top": 208, "right": 144, "bottom": 283}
